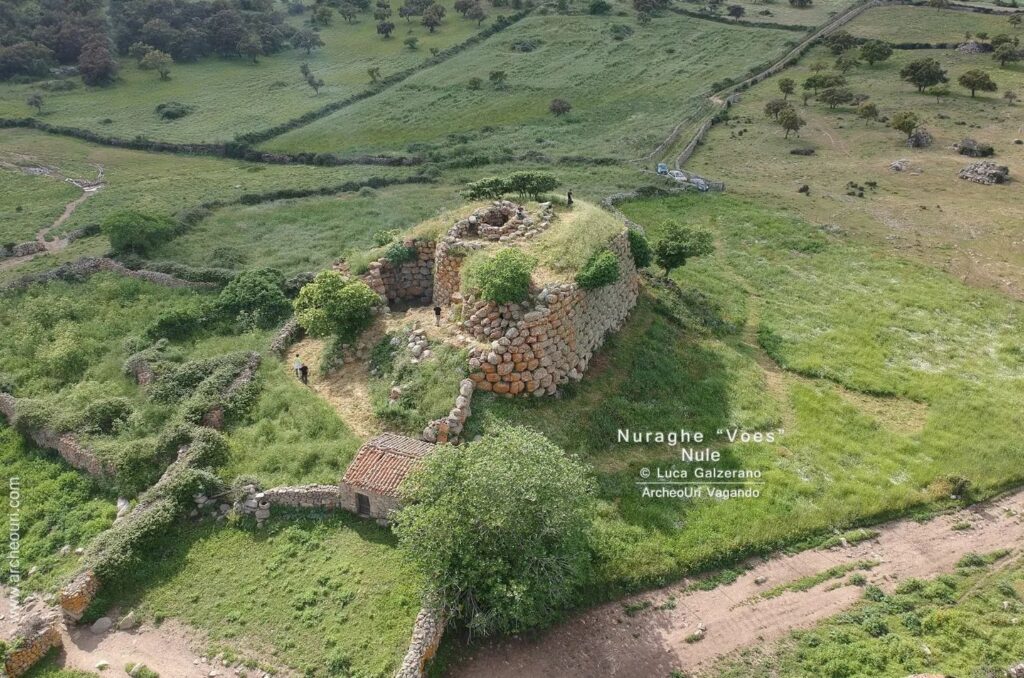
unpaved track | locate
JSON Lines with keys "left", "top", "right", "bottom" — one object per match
{"left": 450, "top": 488, "right": 1024, "bottom": 677}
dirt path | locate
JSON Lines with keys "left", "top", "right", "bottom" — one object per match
{"left": 0, "top": 162, "right": 105, "bottom": 271}
{"left": 450, "top": 488, "right": 1024, "bottom": 677}
{"left": 289, "top": 336, "right": 382, "bottom": 439}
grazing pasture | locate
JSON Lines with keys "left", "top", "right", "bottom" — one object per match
{"left": 262, "top": 14, "right": 795, "bottom": 157}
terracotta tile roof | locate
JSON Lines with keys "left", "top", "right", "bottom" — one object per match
{"left": 342, "top": 433, "right": 435, "bottom": 497}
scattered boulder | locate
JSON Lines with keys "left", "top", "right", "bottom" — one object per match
{"left": 954, "top": 138, "right": 994, "bottom": 158}
{"left": 957, "top": 40, "right": 992, "bottom": 54}
{"left": 890, "top": 158, "right": 910, "bottom": 172}
{"left": 959, "top": 162, "right": 1010, "bottom": 185}
{"left": 90, "top": 616, "right": 113, "bottom": 634}
{"left": 117, "top": 611, "right": 139, "bottom": 630}
{"left": 1008, "top": 662, "right": 1024, "bottom": 678}
{"left": 790, "top": 148, "right": 815, "bottom": 156}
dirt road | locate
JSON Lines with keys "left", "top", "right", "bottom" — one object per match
{"left": 450, "top": 488, "right": 1024, "bottom": 677}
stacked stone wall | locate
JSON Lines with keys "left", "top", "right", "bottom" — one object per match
{"left": 465, "top": 229, "right": 639, "bottom": 397}
{"left": 362, "top": 239, "right": 436, "bottom": 306}
{"left": 394, "top": 608, "right": 445, "bottom": 678}
{"left": 3, "top": 620, "right": 62, "bottom": 677}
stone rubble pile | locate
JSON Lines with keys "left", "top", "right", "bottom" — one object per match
{"left": 958, "top": 161, "right": 1010, "bottom": 185}
{"left": 2, "top": 597, "right": 63, "bottom": 678}
{"left": 404, "top": 328, "right": 431, "bottom": 362}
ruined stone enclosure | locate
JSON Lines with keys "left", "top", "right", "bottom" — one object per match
{"left": 358, "top": 200, "right": 641, "bottom": 400}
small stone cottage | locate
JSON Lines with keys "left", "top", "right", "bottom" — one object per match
{"left": 340, "top": 433, "right": 434, "bottom": 521}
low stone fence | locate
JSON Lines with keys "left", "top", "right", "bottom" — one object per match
{"left": 394, "top": 607, "right": 446, "bottom": 678}
{"left": 0, "top": 393, "right": 116, "bottom": 480}
{"left": 201, "top": 352, "right": 262, "bottom": 430}
{"left": 269, "top": 316, "right": 304, "bottom": 357}
{"left": 422, "top": 378, "right": 475, "bottom": 445}
{"left": 465, "top": 229, "right": 639, "bottom": 397}
{"left": 1, "top": 257, "right": 218, "bottom": 293}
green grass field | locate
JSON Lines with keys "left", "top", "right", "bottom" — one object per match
{"left": 149, "top": 182, "right": 462, "bottom": 274}
{"left": 687, "top": 43, "right": 1024, "bottom": 297}
{"left": 465, "top": 192, "right": 1024, "bottom": 592}
{"left": 106, "top": 517, "right": 422, "bottom": 678}
{"left": 0, "top": 427, "right": 116, "bottom": 594}
{"left": 0, "top": 129, "right": 418, "bottom": 238}
{"left": 0, "top": 167, "right": 81, "bottom": 244}
{"left": 262, "top": 14, "right": 794, "bottom": 156}
{"left": 714, "top": 553, "right": 1024, "bottom": 677}
{"left": 846, "top": 5, "right": 1020, "bottom": 43}
{"left": 0, "top": 0, "right": 486, "bottom": 143}
{"left": 681, "top": 0, "right": 853, "bottom": 27}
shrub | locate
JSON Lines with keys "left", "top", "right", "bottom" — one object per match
{"left": 372, "top": 228, "right": 402, "bottom": 247}
{"left": 383, "top": 241, "right": 417, "bottom": 264}
{"left": 505, "top": 171, "right": 558, "bottom": 200}
{"left": 575, "top": 249, "right": 620, "bottom": 289}
{"left": 293, "top": 271, "right": 379, "bottom": 340}
{"left": 466, "top": 176, "right": 509, "bottom": 200}
{"left": 465, "top": 248, "right": 536, "bottom": 304}
{"left": 102, "top": 210, "right": 177, "bottom": 255}
{"left": 627, "top": 229, "right": 652, "bottom": 268}
{"left": 217, "top": 268, "right": 291, "bottom": 328}
{"left": 589, "top": 0, "right": 612, "bottom": 13}
{"left": 394, "top": 425, "right": 596, "bottom": 636}
{"left": 145, "top": 303, "right": 212, "bottom": 342}
{"left": 549, "top": 98, "right": 572, "bottom": 116}
{"left": 78, "top": 398, "right": 134, "bottom": 434}
{"left": 653, "top": 222, "right": 715, "bottom": 276}
{"left": 154, "top": 101, "right": 194, "bottom": 120}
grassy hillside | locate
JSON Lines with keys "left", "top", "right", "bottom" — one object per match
{"left": 715, "top": 552, "right": 1024, "bottom": 677}
{"left": 687, "top": 44, "right": 1024, "bottom": 298}
{"left": 467, "top": 192, "right": 1024, "bottom": 591}
{"left": 262, "top": 14, "right": 794, "bottom": 156}
{"left": 0, "top": 167, "right": 81, "bottom": 244}
{"left": 99, "top": 517, "right": 422, "bottom": 678}
{"left": 0, "top": 0, "right": 487, "bottom": 143}
{"left": 846, "top": 5, "right": 1020, "bottom": 43}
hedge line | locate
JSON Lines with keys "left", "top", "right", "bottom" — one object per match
{"left": 668, "top": 7, "right": 812, "bottom": 32}
{"left": 233, "top": 11, "right": 530, "bottom": 147}
{"left": 0, "top": 117, "right": 422, "bottom": 166}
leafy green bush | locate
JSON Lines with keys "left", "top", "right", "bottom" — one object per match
{"left": 372, "top": 228, "right": 401, "bottom": 247}
{"left": 653, "top": 221, "right": 715, "bottom": 276}
{"left": 465, "top": 176, "right": 509, "bottom": 200}
{"left": 394, "top": 425, "right": 596, "bottom": 636}
{"left": 464, "top": 249, "right": 537, "bottom": 304}
{"left": 102, "top": 210, "right": 177, "bottom": 255}
{"left": 465, "top": 172, "right": 559, "bottom": 201}
{"left": 575, "top": 249, "right": 620, "bottom": 290}
{"left": 78, "top": 397, "right": 134, "bottom": 434}
{"left": 216, "top": 268, "right": 290, "bottom": 328}
{"left": 145, "top": 302, "right": 213, "bottom": 342}
{"left": 293, "top": 271, "right": 380, "bottom": 340}
{"left": 627, "top": 229, "right": 653, "bottom": 268}
{"left": 383, "top": 241, "right": 417, "bottom": 265}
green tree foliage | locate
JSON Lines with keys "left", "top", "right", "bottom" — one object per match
{"left": 858, "top": 101, "right": 879, "bottom": 123}
{"left": 465, "top": 3, "right": 487, "bottom": 24}
{"left": 78, "top": 40, "right": 119, "bottom": 86}
{"left": 958, "top": 69, "right": 998, "bottom": 97}
{"left": 993, "top": 43, "right": 1021, "bottom": 67}
{"left": 834, "top": 54, "right": 860, "bottom": 74}
{"left": 404, "top": 36, "right": 419, "bottom": 49}
{"left": 589, "top": 0, "right": 612, "bottom": 14}
{"left": 764, "top": 98, "right": 789, "bottom": 119}
{"left": 899, "top": 58, "right": 948, "bottom": 93}
{"left": 925, "top": 84, "right": 950, "bottom": 103}
{"left": 422, "top": 3, "right": 446, "bottom": 31}
{"left": 489, "top": 69, "right": 507, "bottom": 88}
{"left": 217, "top": 268, "right": 291, "bottom": 328}
{"left": 465, "top": 249, "right": 537, "bottom": 303}
{"left": 293, "top": 271, "right": 379, "bottom": 339}
{"left": 506, "top": 171, "right": 558, "bottom": 200}
{"left": 102, "top": 210, "right": 176, "bottom": 254}
{"left": 575, "top": 249, "right": 620, "bottom": 289}
{"left": 819, "top": 86, "right": 854, "bottom": 109}
{"left": 139, "top": 48, "right": 172, "bottom": 79}
{"left": 824, "top": 30, "right": 857, "bottom": 55}
{"left": 26, "top": 91, "right": 44, "bottom": 114}
{"left": 654, "top": 222, "right": 714, "bottom": 275}
{"left": 627, "top": 229, "right": 653, "bottom": 268}
{"left": 394, "top": 425, "right": 596, "bottom": 636}
{"left": 778, "top": 77, "right": 795, "bottom": 100}
{"left": 859, "top": 40, "right": 893, "bottom": 66}
{"left": 377, "top": 20, "right": 396, "bottom": 37}
{"left": 778, "top": 106, "right": 806, "bottom": 137}
{"left": 727, "top": 4, "right": 745, "bottom": 18}
{"left": 466, "top": 176, "right": 509, "bottom": 199}
{"left": 889, "top": 110, "right": 920, "bottom": 138}
{"left": 292, "top": 28, "right": 325, "bottom": 55}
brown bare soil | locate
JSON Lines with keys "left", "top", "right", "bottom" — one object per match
{"left": 450, "top": 488, "right": 1024, "bottom": 678}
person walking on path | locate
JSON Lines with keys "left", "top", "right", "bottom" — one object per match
{"left": 293, "top": 354, "right": 303, "bottom": 378}
{"left": 433, "top": 305, "right": 442, "bottom": 327}
{"left": 299, "top": 363, "right": 309, "bottom": 385}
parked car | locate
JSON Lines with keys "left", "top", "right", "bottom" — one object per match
{"left": 669, "top": 170, "right": 687, "bottom": 181}
{"left": 656, "top": 163, "right": 669, "bottom": 175}
{"left": 691, "top": 177, "right": 709, "bottom": 191}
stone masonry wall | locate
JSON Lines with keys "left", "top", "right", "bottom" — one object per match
{"left": 465, "top": 229, "right": 639, "bottom": 397}
{"left": 362, "top": 239, "right": 436, "bottom": 306}
{"left": 3, "top": 617, "right": 62, "bottom": 677}
{"left": 394, "top": 607, "right": 445, "bottom": 678}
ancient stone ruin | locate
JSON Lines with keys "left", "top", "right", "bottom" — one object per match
{"left": 1, "top": 597, "right": 63, "bottom": 678}
{"left": 955, "top": 138, "right": 994, "bottom": 158}
{"left": 959, "top": 161, "right": 1010, "bottom": 185}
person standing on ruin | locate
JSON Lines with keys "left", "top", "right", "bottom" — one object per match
{"left": 433, "top": 305, "right": 442, "bottom": 327}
